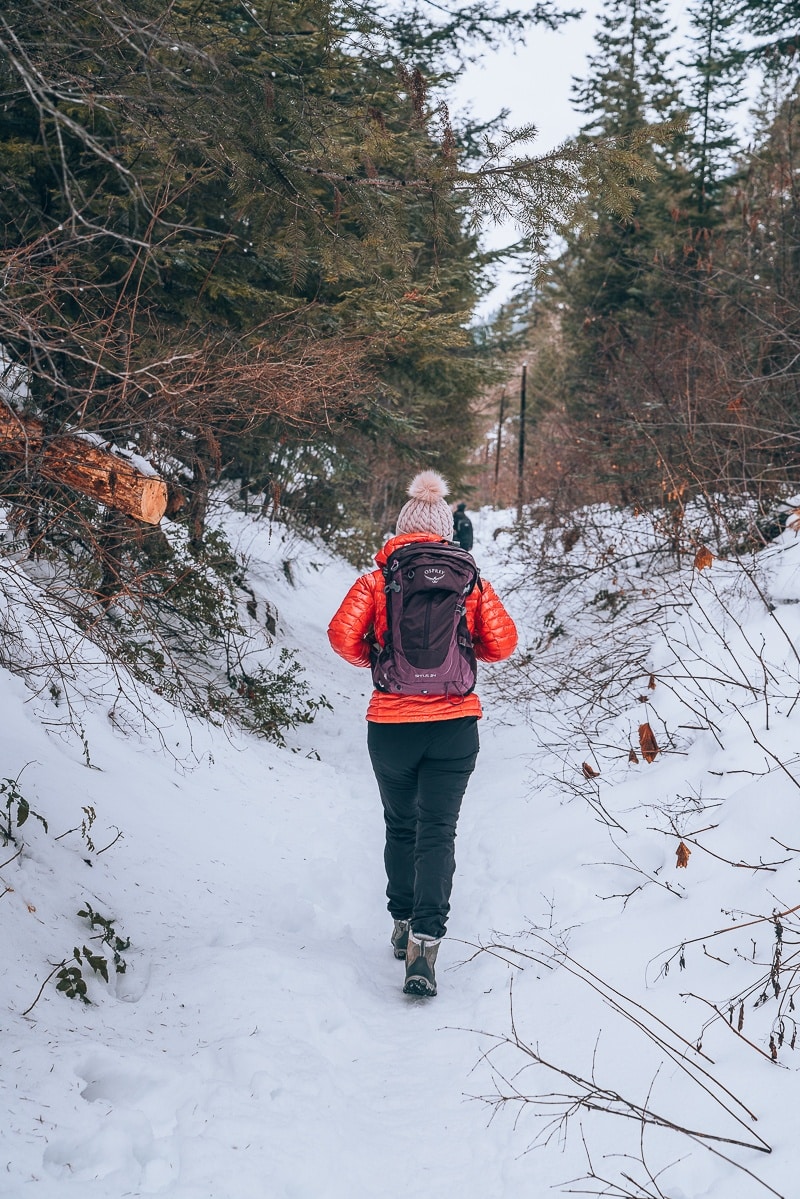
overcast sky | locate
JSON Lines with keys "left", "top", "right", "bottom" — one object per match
{"left": 451, "top": 0, "right": 608, "bottom": 151}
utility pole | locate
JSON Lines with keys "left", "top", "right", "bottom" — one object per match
{"left": 516, "top": 362, "right": 527, "bottom": 519}
{"left": 493, "top": 388, "right": 506, "bottom": 506}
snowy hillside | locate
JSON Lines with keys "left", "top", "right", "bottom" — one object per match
{"left": 2, "top": 500, "right": 800, "bottom": 1198}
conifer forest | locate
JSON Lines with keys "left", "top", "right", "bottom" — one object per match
{"left": 3, "top": 0, "right": 798, "bottom": 558}
{"left": 6, "top": 7, "right": 800, "bottom": 1198}
{"left": 2, "top": 0, "right": 799, "bottom": 738}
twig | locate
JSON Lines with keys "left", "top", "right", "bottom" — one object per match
{"left": 732, "top": 706, "right": 800, "bottom": 793}
{"left": 21, "top": 959, "right": 66, "bottom": 1017}
{"left": 770, "top": 836, "right": 800, "bottom": 853}
{"left": 650, "top": 901, "right": 800, "bottom": 978}
{"left": 680, "top": 993, "right": 780, "bottom": 1064}
{"left": 0, "top": 845, "right": 23, "bottom": 870}
{"left": 95, "top": 827, "right": 123, "bottom": 855}
{"left": 666, "top": 818, "right": 788, "bottom": 873}
{"left": 473, "top": 932, "right": 773, "bottom": 1141}
{"left": 478, "top": 1023, "right": 770, "bottom": 1154}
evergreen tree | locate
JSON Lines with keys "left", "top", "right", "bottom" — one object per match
{"left": 550, "top": 0, "right": 683, "bottom": 497}
{"left": 733, "top": 0, "right": 800, "bottom": 60}
{"left": 486, "top": 2, "right": 800, "bottom": 529}
{"left": 719, "top": 78, "right": 800, "bottom": 491}
{"left": 0, "top": 0, "right": 677, "bottom": 558}
{"left": 684, "top": 0, "right": 744, "bottom": 222}
{"left": 573, "top": 0, "right": 680, "bottom": 137}
{"left": 569, "top": 0, "right": 683, "bottom": 312}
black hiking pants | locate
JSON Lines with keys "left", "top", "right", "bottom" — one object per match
{"left": 367, "top": 716, "right": 479, "bottom": 941}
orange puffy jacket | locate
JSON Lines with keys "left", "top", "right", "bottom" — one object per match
{"left": 327, "top": 532, "right": 517, "bottom": 723}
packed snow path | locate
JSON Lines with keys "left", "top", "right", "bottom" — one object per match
{"left": 2, "top": 516, "right": 540, "bottom": 1199}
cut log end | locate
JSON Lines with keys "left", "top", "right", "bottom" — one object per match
{"left": 0, "top": 408, "right": 170, "bottom": 524}
{"left": 140, "top": 479, "right": 169, "bottom": 525}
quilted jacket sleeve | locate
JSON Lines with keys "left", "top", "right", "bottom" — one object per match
{"left": 471, "top": 579, "right": 517, "bottom": 663}
{"left": 327, "top": 573, "right": 377, "bottom": 668}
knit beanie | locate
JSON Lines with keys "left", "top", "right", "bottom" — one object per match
{"left": 395, "top": 471, "right": 453, "bottom": 541}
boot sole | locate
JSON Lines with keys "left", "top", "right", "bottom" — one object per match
{"left": 403, "top": 977, "right": 437, "bottom": 997}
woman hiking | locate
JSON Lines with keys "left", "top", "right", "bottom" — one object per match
{"left": 327, "top": 471, "right": 517, "bottom": 997}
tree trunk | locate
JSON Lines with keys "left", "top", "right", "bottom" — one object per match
{"left": 0, "top": 408, "right": 171, "bottom": 525}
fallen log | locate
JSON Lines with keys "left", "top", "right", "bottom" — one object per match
{"left": 0, "top": 407, "right": 173, "bottom": 525}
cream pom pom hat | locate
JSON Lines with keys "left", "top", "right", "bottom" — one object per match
{"left": 395, "top": 470, "right": 453, "bottom": 541}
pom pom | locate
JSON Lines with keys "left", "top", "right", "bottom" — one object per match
{"left": 407, "top": 470, "right": 449, "bottom": 503}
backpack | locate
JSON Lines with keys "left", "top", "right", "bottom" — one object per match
{"left": 371, "top": 541, "right": 480, "bottom": 697}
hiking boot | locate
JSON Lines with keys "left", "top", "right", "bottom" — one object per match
{"left": 391, "top": 919, "right": 410, "bottom": 960}
{"left": 403, "top": 932, "right": 440, "bottom": 997}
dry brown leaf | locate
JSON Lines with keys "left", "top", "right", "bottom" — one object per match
{"left": 694, "top": 546, "right": 714, "bottom": 571}
{"left": 582, "top": 761, "right": 599, "bottom": 779}
{"left": 628, "top": 748, "right": 639, "bottom": 763}
{"left": 738, "top": 1002, "right": 744, "bottom": 1032}
{"left": 786, "top": 509, "right": 800, "bottom": 533}
{"left": 648, "top": 674, "right": 656, "bottom": 690}
{"left": 676, "top": 840, "right": 692, "bottom": 868}
{"left": 638, "top": 722, "right": 660, "bottom": 763}
{"left": 636, "top": 694, "right": 650, "bottom": 703}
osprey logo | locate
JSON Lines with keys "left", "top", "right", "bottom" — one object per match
{"left": 423, "top": 568, "right": 446, "bottom": 583}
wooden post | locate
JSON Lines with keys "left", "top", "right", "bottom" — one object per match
{"left": 516, "top": 362, "right": 527, "bottom": 519}
{"left": 0, "top": 407, "right": 172, "bottom": 524}
{"left": 493, "top": 388, "right": 506, "bottom": 506}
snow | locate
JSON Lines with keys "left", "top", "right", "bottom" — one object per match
{"left": 2, "top": 499, "right": 800, "bottom": 1198}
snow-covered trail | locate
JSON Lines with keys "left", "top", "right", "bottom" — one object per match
{"left": 2, "top": 516, "right": 564, "bottom": 1199}
{"left": 5, "top": 506, "right": 800, "bottom": 1199}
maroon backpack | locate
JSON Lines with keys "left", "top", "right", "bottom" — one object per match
{"left": 371, "top": 541, "right": 480, "bottom": 696}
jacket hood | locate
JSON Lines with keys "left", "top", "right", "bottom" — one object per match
{"left": 374, "top": 531, "right": 447, "bottom": 568}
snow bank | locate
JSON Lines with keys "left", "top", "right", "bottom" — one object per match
{"left": 1, "top": 499, "right": 799, "bottom": 1198}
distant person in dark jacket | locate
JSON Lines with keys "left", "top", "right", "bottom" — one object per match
{"left": 453, "top": 503, "right": 473, "bottom": 551}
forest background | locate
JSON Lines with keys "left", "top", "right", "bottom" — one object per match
{"left": 2, "top": 0, "right": 800, "bottom": 735}
{"left": 5, "top": 9, "right": 800, "bottom": 1195}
